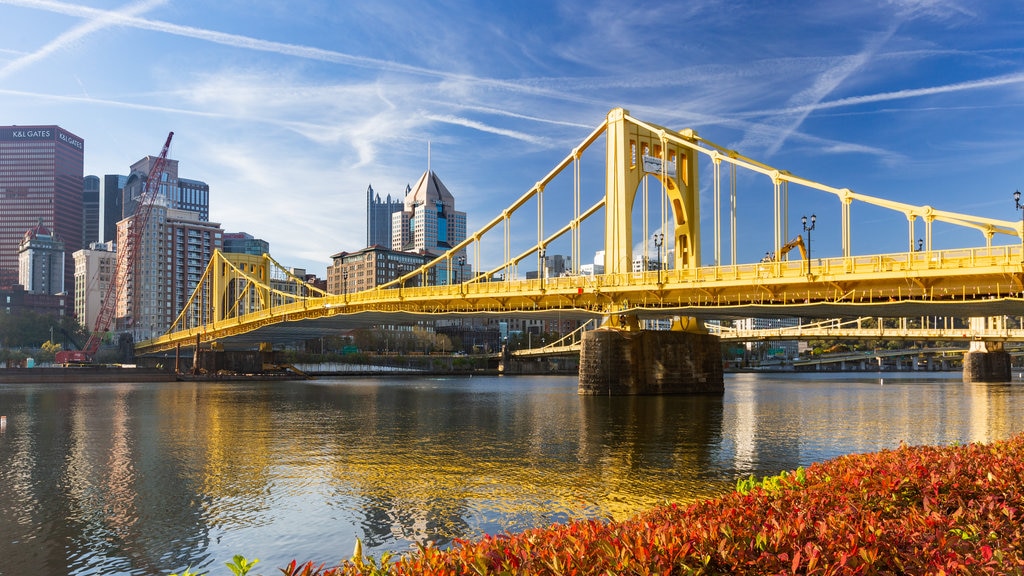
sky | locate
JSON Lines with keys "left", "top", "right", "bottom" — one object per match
{"left": 1, "top": 0, "right": 1022, "bottom": 276}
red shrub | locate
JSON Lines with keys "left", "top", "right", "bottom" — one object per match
{"left": 291, "top": 434, "right": 1024, "bottom": 575}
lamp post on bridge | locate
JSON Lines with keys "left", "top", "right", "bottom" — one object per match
{"left": 802, "top": 214, "right": 816, "bottom": 277}
{"left": 653, "top": 232, "right": 664, "bottom": 284}
{"left": 457, "top": 255, "right": 466, "bottom": 286}
{"left": 1015, "top": 189, "right": 1023, "bottom": 262}
{"left": 539, "top": 247, "right": 546, "bottom": 290}
{"left": 343, "top": 271, "right": 348, "bottom": 302}
{"left": 917, "top": 238, "right": 923, "bottom": 252}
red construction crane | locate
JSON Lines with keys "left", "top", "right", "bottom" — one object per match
{"left": 57, "top": 131, "right": 174, "bottom": 365}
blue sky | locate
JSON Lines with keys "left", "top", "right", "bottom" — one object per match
{"left": 1, "top": 0, "right": 1022, "bottom": 276}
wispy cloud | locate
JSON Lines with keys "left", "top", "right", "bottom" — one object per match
{"left": 738, "top": 22, "right": 902, "bottom": 157}
{"left": 744, "top": 72, "right": 1024, "bottom": 117}
{"left": 428, "top": 102, "right": 593, "bottom": 130}
{"left": 423, "top": 114, "right": 553, "bottom": 147}
{"left": 0, "top": 0, "right": 564, "bottom": 99}
{"left": 0, "top": 0, "right": 166, "bottom": 80}
{"left": 0, "top": 86, "right": 250, "bottom": 119}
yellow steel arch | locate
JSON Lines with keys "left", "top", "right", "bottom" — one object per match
{"left": 604, "top": 108, "right": 700, "bottom": 276}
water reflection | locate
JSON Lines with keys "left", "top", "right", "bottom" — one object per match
{"left": 1, "top": 373, "right": 1023, "bottom": 575}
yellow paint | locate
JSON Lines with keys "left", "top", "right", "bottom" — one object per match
{"left": 134, "top": 109, "right": 1024, "bottom": 356}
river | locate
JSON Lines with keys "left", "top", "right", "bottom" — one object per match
{"left": 1, "top": 372, "right": 1022, "bottom": 575}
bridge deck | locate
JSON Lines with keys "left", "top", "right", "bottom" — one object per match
{"left": 138, "top": 244, "right": 1023, "bottom": 354}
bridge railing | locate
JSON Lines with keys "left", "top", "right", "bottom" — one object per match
{"left": 327, "top": 242, "right": 1022, "bottom": 306}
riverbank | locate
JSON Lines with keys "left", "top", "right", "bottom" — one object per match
{"left": 293, "top": 433, "right": 1024, "bottom": 575}
{"left": 0, "top": 366, "right": 176, "bottom": 383}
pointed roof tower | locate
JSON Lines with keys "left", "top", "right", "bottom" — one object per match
{"left": 405, "top": 170, "right": 455, "bottom": 211}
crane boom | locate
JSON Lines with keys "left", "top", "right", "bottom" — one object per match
{"left": 774, "top": 235, "right": 807, "bottom": 262}
{"left": 79, "top": 132, "right": 174, "bottom": 360}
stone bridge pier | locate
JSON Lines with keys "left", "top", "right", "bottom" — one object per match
{"left": 578, "top": 315, "right": 723, "bottom": 395}
{"left": 962, "top": 317, "right": 1011, "bottom": 383}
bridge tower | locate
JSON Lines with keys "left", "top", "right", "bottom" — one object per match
{"left": 579, "top": 109, "right": 723, "bottom": 395}
{"left": 603, "top": 107, "right": 700, "bottom": 275}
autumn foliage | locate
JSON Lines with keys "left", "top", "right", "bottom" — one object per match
{"left": 288, "top": 433, "right": 1024, "bottom": 575}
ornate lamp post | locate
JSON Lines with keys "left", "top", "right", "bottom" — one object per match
{"left": 342, "top": 270, "right": 349, "bottom": 301}
{"left": 917, "top": 238, "right": 923, "bottom": 252}
{"left": 457, "top": 255, "right": 466, "bottom": 285}
{"left": 1015, "top": 190, "right": 1023, "bottom": 262}
{"left": 653, "top": 232, "right": 664, "bottom": 284}
{"left": 538, "top": 247, "right": 546, "bottom": 290}
{"left": 802, "top": 214, "right": 816, "bottom": 276}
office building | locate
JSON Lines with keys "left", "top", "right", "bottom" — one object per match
{"left": 327, "top": 246, "right": 433, "bottom": 295}
{"left": 18, "top": 219, "right": 65, "bottom": 295}
{"left": 1, "top": 284, "right": 66, "bottom": 317}
{"left": 0, "top": 125, "right": 84, "bottom": 295}
{"left": 526, "top": 254, "right": 569, "bottom": 280}
{"left": 122, "top": 157, "right": 209, "bottom": 222}
{"left": 103, "top": 174, "right": 127, "bottom": 243}
{"left": 391, "top": 170, "right": 467, "bottom": 284}
{"left": 223, "top": 232, "right": 270, "bottom": 256}
{"left": 175, "top": 178, "right": 210, "bottom": 221}
{"left": 632, "top": 253, "right": 661, "bottom": 272}
{"left": 83, "top": 175, "right": 100, "bottom": 247}
{"left": 73, "top": 241, "right": 116, "bottom": 331}
{"left": 366, "top": 184, "right": 405, "bottom": 248}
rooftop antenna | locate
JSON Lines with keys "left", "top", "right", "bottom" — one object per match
{"left": 427, "top": 139, "right": 431, "bottom": 174}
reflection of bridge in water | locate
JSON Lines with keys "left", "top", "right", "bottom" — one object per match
{"left": 135, "top": 108, "right": 1024, "bottom": 388}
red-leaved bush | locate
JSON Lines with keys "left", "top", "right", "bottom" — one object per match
{"left": 287, "top": 434, "right": 1024, "bottom": 575}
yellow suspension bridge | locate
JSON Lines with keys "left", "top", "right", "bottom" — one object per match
{"left": 135, "top": 108, "right": 1024, "bottom": 357}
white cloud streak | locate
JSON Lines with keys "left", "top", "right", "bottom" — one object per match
{"left": 0, "top": 0, "right": 166, "bottom": 80}
{"left": 740, "top": 23, "right": 901, "bottom": 157}
{"left": 746, "top": 72, "right": 1024, "bottom": 117}
{"left": 423, "top": 114, "right": 553, "bottom": 147}
{"left": 0, "top": 0, "right": 544, "bottom": 95}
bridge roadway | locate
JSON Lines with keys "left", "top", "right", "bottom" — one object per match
{"left": 137, "top": 243, "right": 1024, "bottom": 355}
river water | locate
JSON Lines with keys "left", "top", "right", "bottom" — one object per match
{"left": 1, "top": 372, "right": 1022, "bottom": 575}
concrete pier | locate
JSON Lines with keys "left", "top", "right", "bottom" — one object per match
{"left": 962, "top": 340, "right": 1011, "bottom": 383}
{"left": 578, "top": 328, "right": 723, "bottom": 395}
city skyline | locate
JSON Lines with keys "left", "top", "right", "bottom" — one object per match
{"left": 1, "top": 1, "right": 1022, "bottom": 276}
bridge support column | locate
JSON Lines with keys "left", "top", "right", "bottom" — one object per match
{"left": 962, "top": 341, "right": 1010, "bottom": 383}
{"left": 578, "top": 324, "right": 723, "bottom": 395}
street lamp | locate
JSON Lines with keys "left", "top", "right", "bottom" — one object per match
{"left": 538, "top": 247, "right": 546, "bottom": 289}
{"left": 917, "top": 238, "right": 923, "bottom": 252}
{"left": 801, "top": 214, "right": 816, "bottom": 276}
{"left": 1015, "top": 189, "right": 1023, "bottom": 261}
{"left": 652, "top": 233, "right": 664, "bottom": 284}
{"left": 342, "top": 270, "right": 348, "bottom": 301}
{"left": 457, "top": 255, "right": 466, "bottom": 285}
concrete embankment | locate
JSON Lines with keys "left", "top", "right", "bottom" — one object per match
{"left": 0, "top": 367, "right": 176, "bottom": 384}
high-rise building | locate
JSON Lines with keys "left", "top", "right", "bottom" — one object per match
{"left": 18, "top": 219, "right": 65, "bottom": 295}
{"left": 0, "top": 125, "right": 84, "bottom": 293}
{"left": 122, "top": 157, "right": 209, "bottom": 222}
{"left": 73, "top": 241, "right": 116, "bottom": 331}
{"left": 117, "top": 205, "right": 222, "bottom": 339}
{"left": 83, "top": 175, "right": 100, "bottom": 247}
{"left": 223, "top": 232, "right": 270, "bottom": 256}
{"left": 366, "top": 184, "right": 404, "bottom": 248}
{"left": 103, "top": 174, "right": 127, "bottom": 243}
{"left": 175, "top": 178, "right": 210, "bottom": 221}
{"left": 391, "top": 170, "right": 467, "bottom": 284}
